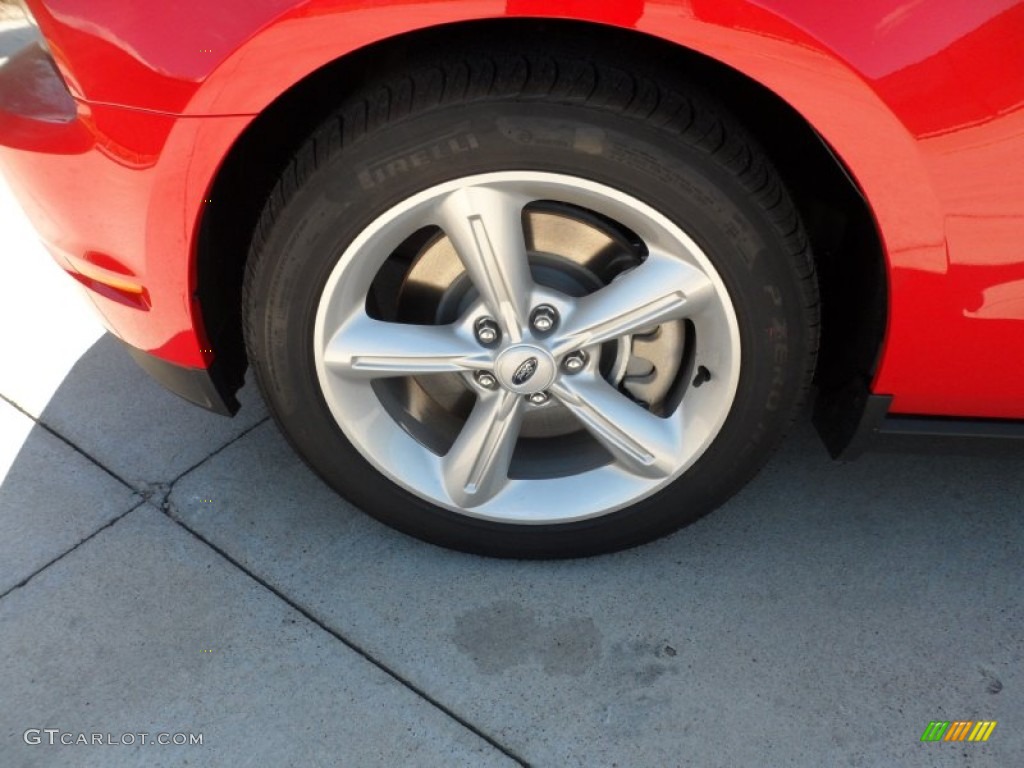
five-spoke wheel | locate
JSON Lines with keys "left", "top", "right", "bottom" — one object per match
{"left": 313, "top": 173, "right": 740, "bottom": 522}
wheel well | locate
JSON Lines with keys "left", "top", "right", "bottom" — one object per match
{"left": 197, "top": 17, "right": 887, "bottom": 418}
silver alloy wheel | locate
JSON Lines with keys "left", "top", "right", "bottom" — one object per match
{"left": 313, "top": 172, "right": 741, "bottom": 523}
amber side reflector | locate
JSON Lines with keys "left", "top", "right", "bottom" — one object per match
{"left": 73, "top": 260, "right": 143, "bottom": 293}
{"left": 65, "top": 268, "right": 151, "bottom": 310}
{"left": 59, "top": 250, "right": 150, "bottom": 309}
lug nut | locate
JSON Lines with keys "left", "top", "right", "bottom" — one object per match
{"left": 562, "top": 351, "right": 588, "bottom": 374}
{"left": 527, "top": 391, "right": 550, "bottom": 406}
{"left": 474, "top": 317, "right": 501, "bottom": 347}
{"left": 529, "top": 305, "right": 559, "bottom": 335}
{"left": 474, "top": 371, "right": 499, "bottom": 390}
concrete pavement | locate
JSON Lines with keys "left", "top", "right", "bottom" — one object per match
{"left": 1, "top": 86, "right": 1022, "bottom": 768}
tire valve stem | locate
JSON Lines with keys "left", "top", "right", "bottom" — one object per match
{"left": 692, "top": 366, "right": 712, "bottom": 388}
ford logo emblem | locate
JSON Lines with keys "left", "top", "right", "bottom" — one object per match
{"left": 511, "top": 357, "right": 539, "bottom": 386}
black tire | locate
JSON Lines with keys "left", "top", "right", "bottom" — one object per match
{"left": 243, "top": 48, "right": 819, "bottom": 558}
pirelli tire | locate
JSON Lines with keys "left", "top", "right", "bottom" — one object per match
{"left": 243, "top": 49, "right": 819, "bottom": 558}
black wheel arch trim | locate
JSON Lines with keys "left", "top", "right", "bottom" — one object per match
{"left": 123, "top": 341, "right": 240, "bottom": 417}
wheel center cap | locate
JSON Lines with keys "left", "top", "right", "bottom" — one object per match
{"left": 495, "top": 345, "right": 556, "bottom": 394}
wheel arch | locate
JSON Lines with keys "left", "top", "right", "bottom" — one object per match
{"left": 195, "top": 16, "right": 894, "bottom": 448}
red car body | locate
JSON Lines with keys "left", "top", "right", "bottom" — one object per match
{"left": 3, "top": 0, "right": 1023, "bottom": 433}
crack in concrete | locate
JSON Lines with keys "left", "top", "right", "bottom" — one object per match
{"left": 159, "top": 500, "right": 532, "bottom": 768}
{"left": 0, "top": 404, "right": 269, "bottom": 595}
{"left": 0, "top": 392, "right": 137, "bottom": 490}
{"left": 0, "top": 501, "right": 144, "bottom": 600}
{"left": 1, "top": 408, "right": 528, "bottom": 764}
